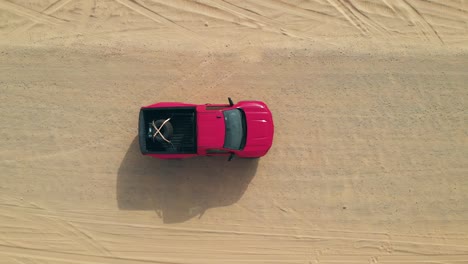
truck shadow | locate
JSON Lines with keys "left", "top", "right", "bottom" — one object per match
{"left": 117, "top": 137, "right": 258, "bottom": 223}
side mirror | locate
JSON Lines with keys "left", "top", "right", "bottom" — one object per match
{"left": 228, "top": 152, "right": 235, "bottom": 161}
{"left": 228, "top": 97, "right": 234, "bottom": 106}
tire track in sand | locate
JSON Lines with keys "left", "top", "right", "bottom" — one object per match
{"left": 0, "top": 195, "right": 110, "bottom": 256}
{"left": 148, "top": 0, "right": 260, "bottom": 30}
{"left": 115, "top": 0, "right": 207, "bottom": 46}
{"left": 252, "top": 0, "right": 351, "bottom": 28}
{"left": 2, "top": 202, "right": 466, "bottom": 252}
{"left": 201, "top": 0, "right": 302, "bottom": 38}
{"left": 0, "top": 244, "right": 178, "bottom": 264}
{"left": 426, "top": 0, "right": 468, "bottom": 13}
{"left": 317, "top": 254, "right": 468, "bottom": 263}
{"left": 1, "top": 203, "right": 468, "bottom": 262}
{"left": 20, "top": 210, "right": 468, "bottom": 252}
{"left": 200, "top": 0, "right": 340, "bottom": 45}
{"left": 7, "top": 0, "right": 72, "bottom": 38}
{"left": 339, "top": 0, "right": 391, "bottom": 36}
{"left": 1, "top": 244, "right": 467, "bottom": 264}
{"left": 11, "top": 257, "right": 35, "bottom": 264}
{"left": 326, "top": 0, "right": 370, "bottom": 36}
{"left": 0, "top": 0, "right": 68, "bottom": 26}
{"left": 390, "top": 0, "right": 444, "bottom": 43}
{"left": 43, "top": 216, "right": 112, "bottom": 257}
{"left": 146, "top": 0, "right": 330, "bottom": 43}
{"left": 402, "top": 0, "right": 444, "bottom": 43}
{"left": 77, "top": 0, "right": 95, "bottom": 33}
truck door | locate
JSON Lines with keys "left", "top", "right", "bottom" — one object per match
{"left": 206, "top": 149, "right": 231, "bottom": 156}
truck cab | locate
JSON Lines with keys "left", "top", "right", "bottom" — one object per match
{"left": 138, "top": 98, "right": 274, "bottom": 160}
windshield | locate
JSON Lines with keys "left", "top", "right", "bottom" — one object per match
{"left": 223, "top": 109, "right": 246, "bottom": 150}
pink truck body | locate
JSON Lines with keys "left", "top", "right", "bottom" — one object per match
{"left": 138, "top": 98, "right": 274, "bottom": 160}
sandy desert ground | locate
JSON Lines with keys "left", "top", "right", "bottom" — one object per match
{"left": 1, "top": 0, "right": 468, "bottom": 263}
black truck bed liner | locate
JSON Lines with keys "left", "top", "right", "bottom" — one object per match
{"left": 138, "top": 107, "right": 197, "bottom": 154}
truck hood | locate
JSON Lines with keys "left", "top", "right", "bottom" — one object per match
{"left": 242, "top": 103, "right": 274, "bottom": 148}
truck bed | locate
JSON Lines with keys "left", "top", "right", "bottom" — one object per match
{"left": 138, "top": 107, "right": 197, "bottom": 154}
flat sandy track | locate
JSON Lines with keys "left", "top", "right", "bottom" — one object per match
{"left": 1, "top": 0, "right": 468, "bottom": 263}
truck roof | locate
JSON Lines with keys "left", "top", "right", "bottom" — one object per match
{"left": 196, "top": 110, "right": 225, "bottom": 149}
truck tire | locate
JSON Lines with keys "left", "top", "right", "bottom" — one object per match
{"left": 154, "top": 119, "right": 173, "bottom": 142}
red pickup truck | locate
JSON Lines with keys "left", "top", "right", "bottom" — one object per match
{"left": 138, "top": 98, "right": 274, "bottom": 161}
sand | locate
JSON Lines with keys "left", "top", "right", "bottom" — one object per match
{"left": 1, "top": 0, "right": 467, "bottom": 263}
